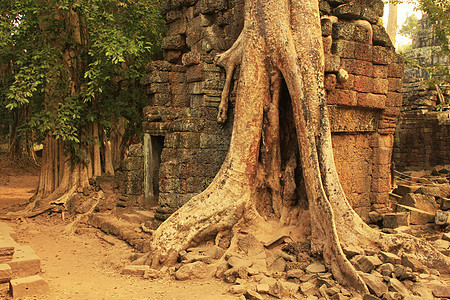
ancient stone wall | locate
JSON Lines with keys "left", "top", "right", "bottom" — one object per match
{"left": 394, "top": 14, "right": 450, "bottom": 171}
{"left": 142, "top": 0, "right": 403, "bottom": 220}
{"left": 394, "top": 84, "right": 450, "bottom": 170}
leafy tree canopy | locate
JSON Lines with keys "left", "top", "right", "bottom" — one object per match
{"left": 0, "top": 0, "right": 164, "bottom": 154}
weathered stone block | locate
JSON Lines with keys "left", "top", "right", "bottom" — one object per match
{"left": 372, "top": 78, "right": 388, "bottom": 94}
{"left": 357, "top": 93, "right": 386, "bottom": 109}
{"left": 396, "top": 204, "right": 435, "bottom": 225}
{"left": 0, "top": 264, "right": 12, "bottom": 283}
{"left": 331, "top": 40, "right": 355, "bottom": 58}
{"left": 399, "top": 193, "right": 438, "bottom": 214}
{"left": 386, "top": 92, "right": 402, "bottom": 107}
{"left": 372, "top": 24, "right": 393, "bottom": 47}
{"left": 122, "top": 265, "right": 150, "bottom": 276}
{"left": 373, "top": 64, "right": 388, "bottom": 78}
{"left": 195, "top": 0, "right": 227, "bottom": 14}
{"left": 161, "top": 35, "right": 186, "bottom": 50}
{"left": 325, "top": 74, "right": 337, "bottom": 91}
{"left": 327, "top": 89, "right": 357, "bottom": 106}
{"left": 388, "top": 78, "right": 403, "bottom": 93}
{"left": 373, "top": 46, "right": 393, "bottom": 66}
{"left": 354, "top": 43, "right": 373, "bottom": 61}
{"left": 325, "top": 54, "right": 341, "bottom": 72}
{"left": 10, "top": 275, "right": 49, "bottom": 299}
{"left": 321, "top": 17, "right": 333, "bottom": 36}
{"left": 341, "top": 59, "right": 373, "bottom": 76}
{"left": 382, "top": 212, "right": 410, "bottom": 229}
{"left": 0, "top": 241, "right": 14, "bottom": 263}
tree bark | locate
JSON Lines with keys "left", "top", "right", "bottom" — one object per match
{"left": 387, "top": 2, "right": 398, "bottom": 45}
{"left": 147, "top": 0, "right": 450, "bottom": 292}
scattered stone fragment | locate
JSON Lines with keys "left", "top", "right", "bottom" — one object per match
{"left": 380, "top": 263, "right": 394, "bottom": 277}
{"left": 205, "top": 245, "right": 225, "bottom": 260}
{"left": 441, "top": 197, "right": 450, "bottom": 211}
{"left": 379, "top": 252, "right": 401, "bottom": 265}
{"left": 287, "top": 269, "right": 305, "bottom": 279}
{"left": 10, "top": 275, "right": 49, "bottom": 299}
{"left": 300, "top": 273, "right": 315, "bottom": 282}
{"left": 256, "top": 283, "right": 270, "bottom": 294}
{"left": 363, "top": 293, "right": 380, "bottom": 300}
{"left": 270, "top": 280, "right": 300, "bottom": 299}
{"left": 306, "top": 262, "right": 326, "bottom": 273}
{"left": 121, "top": 265, "right": 149, "bottom": 276}
{"left": 354, "top": 255, "right": 383, "bottom": 273}
{"left": 436, "top": 210, "right": 450, "bottom": 225}
{"left": 359, "top": 272, "right": 388, "bottom": 298}
{"left": 175, "top": 261, "right": 209, "bottom": 280}
{"left": 388, "top": 278, "right": 409, "bottom": 298}
{"left": 228, "top": 256, "right": 253, "bottom": 269}
{"left": 343, "top": 245, "right": 362, "bottom": 259}
{"left": 268, "top": 257, "right": 287, "bottom": 272}
{"left": 401, "top": 253, "right": 426, "bottom": 273}
{"left": 443, "top": 232, "right": 450, "bottom": 242}
{"left": 229, "top": 284, "right": 246, "bottom": 294}
{"left": 246, "top": 289, "right": 264, "bottom": 300}
{"left": 431, "top": 284, "right": 450, "bottom": 298}
{"left": 396, "top": 204, "right": 435, "bottom": 225}
{"left": 330, "top": 293, "right": 347, "bottom": 300}
{"left": 143, "top": 268, "right": 162, "bottom": 279}
{"left": 300, "top": 281, "right": 317, "bottom": 296}
{"left": 400, "top": 193, "right": 438, "bottom": 213}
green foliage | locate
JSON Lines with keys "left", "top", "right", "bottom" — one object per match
{"left": 0, "top": 0, "right": 164, "bottom": 155}
{"left": 399, "top": 14, "right": 419, "bottom": 38}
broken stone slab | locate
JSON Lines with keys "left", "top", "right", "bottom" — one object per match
{"left": 359, "top": 272, "right": 388, "bottom": 298}
{"left": 299, "top": 281, "right": 317, "bottom": 296}
{"left": 286, "top": 269, "right": 305, "bottom": 279}
{"left": 229, "top": 284, "right": 246, "bottom": 294}
{"left": 256, "top": 283, "right": 270, "bottom": 294}
{"left": 351, "top": 255, "right": 383, "bottom": 273}
{"left": 399, "top": 193, "right": 438, "bottom": 214}
{"left": 343, "top": 245, "right": 363, "bottom": 259}
{"left": 143, "top": 268, "right": 162, "bottom": 279}
{"left": 269, "top": 280, "right": 300, "bottom": 299}
{"left": 121, "top": 265, "right": 149, "bottom": 276}
{"left": 380, "top": 251, "right": 401, "bottom": 265}
{"left": 396, "top": 204, "right": 435, "bottom": 225}
{"left": 388, "top": 278, "right": 410, "bottom": 298}
{"left": 392, "top": 185, "right": 418, "bottom": 197}
{"left": 435, "top": 210, "right": 450, "bottom": 225}
{"left": 227, "top": 256, "right": 253, "bottom": 269}
{"left": 306, "top": 262, "right": 326, "bottom": 273}
{"left": 246, "top": 289, "right": 264, "bottom": 300}
{"left": 0, "top": 264, "right": 12, "bottom": 283}
{"left": 10, "top": 275, "right": 49, "bottom": 299}
{"left": 175, "top": 261, "right": 210, "bottom": 280}
{"left": 443, "top": 233, "right": 450, "bottom": 242}
{"left": 383, "top": 213, "right": 410, "bottom": 229}
{"left": 0, "top": 240, "right": 15, "bottom": 263}
{"left": 431, "top": 284, "right": 450, "bottom": 298}
{"left": 441, "top": 197, "right": 450, "bottom": 211}
{"left": 380, "top": 263, "right": 394, "bottom": 277}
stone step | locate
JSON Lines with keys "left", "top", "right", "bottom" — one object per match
{"left": 7, "top": 245, "right": 41, "bottom": 279}
{"left": 0, "top": 240, "right": 15, "bottom": 263}
{"left": 10, "top": 275, "right": 49, "bottom": 299}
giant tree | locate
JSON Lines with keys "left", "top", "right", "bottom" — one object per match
{"left": 1, "top": 0, "right": 163, "bottom": 211}
{"left": 145, "top": 0, "right": 450, "bottom": 293}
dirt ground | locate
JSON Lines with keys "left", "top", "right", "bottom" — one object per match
{"left": 0, "top": 155, "right": 237, "bottom": 300}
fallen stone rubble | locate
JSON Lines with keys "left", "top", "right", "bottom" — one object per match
{"left": 123, "top": 235, "right": 450, "bottom": 300}
{"left": 0, "top": 222, "right": 48, "bottom": 299}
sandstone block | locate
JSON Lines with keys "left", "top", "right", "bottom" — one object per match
{"left": 121, "top": 265, "right": 149, "bottom": 276}
{"left": 373, "top": 46, "right": 393, "bottom": 65}
{"left": 327, "top": 89, "right": 357, "bottom": 106}
{"left": 396, "top": 204, "right": 435, "bottom": 225}
{"left": 161, "top": 35, "right": 186, "bottom": 50}
{"left": 379, "top": 251, "right": 401, "bottom": 265}
{"left": 341, "top": 59, "right": 373, "bottom": 76}
{"left": 372, "top": 24, "right": 393, "bottom": 47}
{"left": 0, "top": 264, "right": 12, "bottom": 283}
{"left": 359, "top": 272, "right": 388, "bottom": 298}
{"left": 399, "top": 193, "right": 438, "bottom": 214}
{"left": 358, "top": 93, "right": 386, "bottom": 109}
{"left": 0, "top": 240, "right": 15, "bottom": 263}
{"left": 10, "top": 275, "right": 49, "bottom": 299}
{"left": 331, "top": 40, "right": 355, "bottom": 58}
{"left": 7, "top": 246, "right": 41, "bottom": 279}
{"left": 175, "top": 261, "right": 209, "bottom": 280}
{"left": 383, "top": 213, "right": 410, "bottom": 229}
{"left": 325, "top": 54, "right": 341, "bottom": 73}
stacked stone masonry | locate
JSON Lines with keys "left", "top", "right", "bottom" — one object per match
{"left": 143, "top": 0, "right": 403, "bottom": 220}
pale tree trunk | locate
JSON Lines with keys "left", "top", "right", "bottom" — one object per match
{"left": 146, "top": 0, "right": 450, "bottom": 292}
{"left": 387, "top": 2, "right": 398, "bottom": 45}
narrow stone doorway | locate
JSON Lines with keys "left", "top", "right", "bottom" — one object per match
{"left": 143, "top": 134, "right": 164, "bottom": 207}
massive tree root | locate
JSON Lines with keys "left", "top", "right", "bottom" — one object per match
{"left": 147, "top": 0, "right": 450, "bottom": 292}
